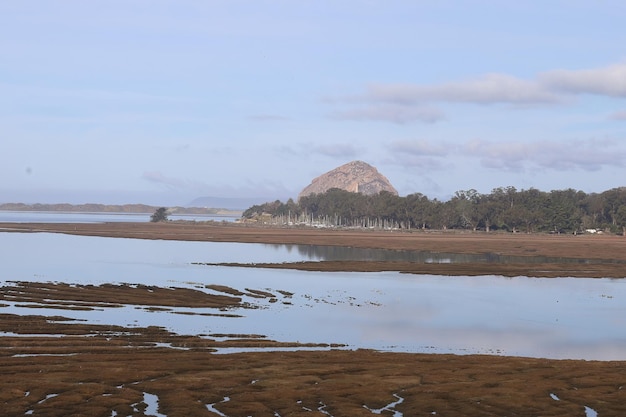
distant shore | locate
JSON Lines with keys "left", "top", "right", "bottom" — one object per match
{"left": 3, "top": 221, "right": 625, "bottom": 278}
{"left": 0, "top": 203, "right": 242, "bottom": 217}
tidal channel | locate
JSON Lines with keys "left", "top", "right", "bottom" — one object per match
{"left": 2, "top": 232, "right": 625, "bottom": 360}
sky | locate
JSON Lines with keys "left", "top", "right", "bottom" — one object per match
{"left": 2, "top": 1, "right": 626, "bottom": 207}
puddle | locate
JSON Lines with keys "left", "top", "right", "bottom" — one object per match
{"left": 550, "top": 393, "right": 560, "bottom": 401}
{"left": 210, "top": 346, "right": 346, "bottom": 354}
{"left": 206, "top": 396, "right": 230, "bottom": 416}
{"left": 364, "top": 393, "right": 404, "bottom": 416}
{"left": 288, "top": 398, "right": 357, "bottom": 416}
{"left": 0, "top": 332, "right": 66, "bottom": 337}
{"left": 317, "top": 401, "right": 333, "bottom": 416}
{"left": 37, "top": 393, "right": 59, "bottom": 404}
{"left": 152, "top": 342, "right": 191, "bottom": 350}
{"left": 131, "top": 392, "right": 167, "bottom": 417}
{"left": 13, "top": 353, "right": 78, "bottom": 357}
{"left": 27, "top": 393, "right": 59, "bottom": 412}
{"left": 585, "top": 406, "right": 598, "bottom": 417}
{"left": 143, "top": 392, "right": 167, "bottom": 417}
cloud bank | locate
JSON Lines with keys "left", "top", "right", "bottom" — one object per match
{"left": 609, "top": 110, "right": 626, "bottom": 120}
{"left": 330, "top": 104, "right": 444, "bottom": 124}
{"left": 330, "top": 63, "right": 626, "bottom": 124}
{"left": 540, "top": 64, "right": 626, "bottom": 97}
{"left": 365, "top": 73, "right": 562, "bottom": 105}
{"left": 388, "top": 137, "right": 626, "bottom": 173}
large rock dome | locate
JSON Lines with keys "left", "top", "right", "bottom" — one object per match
{"left": 298, "top": 161, "right": 398, "bottom": 200}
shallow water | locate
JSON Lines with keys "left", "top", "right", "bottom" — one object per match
{"left": 2, "top": 232, "right": 626, "bottom": 360}
{"left": 269, "top": 243, "right": 624, "bottom": 264}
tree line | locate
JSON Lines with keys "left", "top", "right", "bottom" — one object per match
{"left": 242, "top": 186, "right": 626, "bottom": 235}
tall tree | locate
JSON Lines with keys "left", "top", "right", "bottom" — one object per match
{"left": 452, "top": 189, "right": 481, "bottom": 231}
{"left": 405, "top": 193, "right": 431, "bottom": 229}
{"left": 616, "top": 205, "right": 626, "bottom": 236}
{"left": 601, "top": 187, "right": 626, "bottom": 230}
{"left": 150, "top": 207, "right": 169, "bottom": 222}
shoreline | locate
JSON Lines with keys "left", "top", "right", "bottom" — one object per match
{"left": 3, "top": 221, "right": 625, "bottom": 277}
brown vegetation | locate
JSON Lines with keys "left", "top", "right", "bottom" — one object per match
{"left": 3, "top": 335, "right": 626, "bottom": 416}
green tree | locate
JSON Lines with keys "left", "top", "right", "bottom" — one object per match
{"left": 433, "top": 200, "right": 459, "bottom": 230}
{"left": 477, "top": 194, "right": 502, "bottom": 232}
{"left": 150, "top": 207, "right": 169, "bottom": 222}
{"left": 601, "top": 187, "right": 626, "bottom": 231}
{"left": 579, "top": 192, "right": 603, "bottom": 230}
{"left": 405, "top": 193, "right": 432, "bottom": 229}
{"left": 615, "top": 205, "right": 626, "bottom": 236}
{"left": 543, "top": 189, "right": 583, "bottom": 234}
{"left": 452, "top": 189, "right": 481, "bottom": 231}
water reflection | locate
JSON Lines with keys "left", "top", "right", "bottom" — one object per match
{"left": 266, "top": 243, "right": 624, "bottom": 264}
{"left": 2, "top": 232, "right": 626, "bottom": 360}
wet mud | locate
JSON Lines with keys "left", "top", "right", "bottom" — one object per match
{"left": 1, "top": 281, "right": 247, "bottom": 311}
{"left": 2, "top": 330, "right": 626, "bottom": 416}
{"left": 203, "top": 259, "right": 626, "bottom": 278}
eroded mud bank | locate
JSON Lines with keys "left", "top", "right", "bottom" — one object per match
{"left": 2, "top": 332, "right": 625, "bottom": 416}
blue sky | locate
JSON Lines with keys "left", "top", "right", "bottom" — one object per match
{"left": 2, "top": 1, "right": 626, "bottom": 207}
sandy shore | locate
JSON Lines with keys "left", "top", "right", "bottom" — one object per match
{"left": 2, "top": 222, "right": 626, "bottom": 415}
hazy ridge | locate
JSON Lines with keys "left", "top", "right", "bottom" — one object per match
{"left": 0, "top": 202, "right": 241, "bottom": 217}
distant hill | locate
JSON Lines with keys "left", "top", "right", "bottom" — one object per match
{"left": 0, "top": 203, "right": 156, "bottom": 213}
{"left": 298, "top": 160, "right": 398, "bottom": 200}
{"left": 0, "top": 203, "right": 241, "bottom": 216}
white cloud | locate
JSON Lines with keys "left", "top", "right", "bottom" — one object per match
{"left": 388, "top": 154, "right": 447, "bottom": 172}
{"left": 386, "top": 138, "right": 626, "bottom": 173}
{"left": 365, "top": 73, "right": 561, "bottom": 105}
{"left": 330, "top": 104, "right": 444, "bottom": 124}
{"left": 540, "top": 63, "right": 626, "bottom": 97}
{"left": 330, "top": 63, "right": 626, "bottom": 126}
{"left": 142, "top": 171, "right": 190, "bottom": 190}
{"left": 141, "top": 171, "right": 294, "bottom": 200}
{"left": 276, "top": 143, "right": 362, "bottom": 159}
{"left": 313, "top": 143, "right": 360, "bottom": 158}
{"left": 390, "top": 139, "right": 451, "bottom": 156}
{"left": 248, "top": 114, "right": 291, "bottom": 121}
{"left": 386, "top": 140, "right": 454, "bottom": 172}
{"left": 609, "top": 110, "right": 626, "bottom": 120}
{"left": 141, "top": 171, "right": 226, "bottom": 194}
{"left": 463, "top": 138, "right": 626, "bottom": 172}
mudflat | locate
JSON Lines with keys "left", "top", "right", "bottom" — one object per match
{"left": 2, "top": 221, "right": 626, "bottom": 416}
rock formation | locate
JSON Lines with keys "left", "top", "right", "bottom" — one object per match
{"left": 298, "top": 161, "right": 398, "bottom": 199}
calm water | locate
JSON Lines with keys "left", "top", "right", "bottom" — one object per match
{"left": 265, "top": 243, "right": 624, "bottom": 264}
{"left": 1, "top": 231, "right": 626, "bottom": 360}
